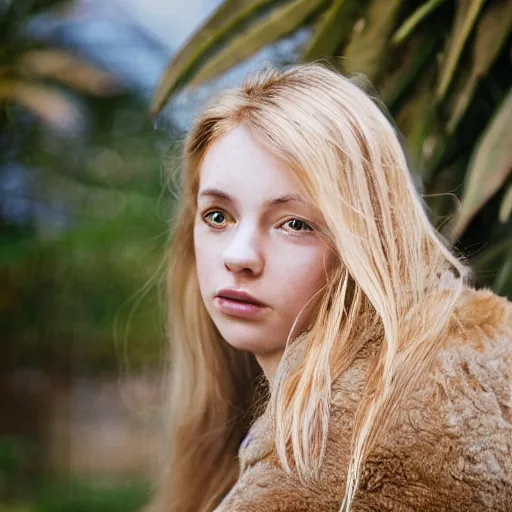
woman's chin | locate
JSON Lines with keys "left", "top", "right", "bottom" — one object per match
{"left": 217, "top": 325, "right": 285, "bottom": 355}
{"left": 221, "top": 336, "right": 282, "bottom": 355}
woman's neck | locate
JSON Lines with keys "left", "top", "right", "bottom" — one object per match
{"left": 255, "top": 349, "right": 285, "bottom": 380}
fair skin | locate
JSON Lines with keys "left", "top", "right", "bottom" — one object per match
{"left": 193, "top": 125, "right": 334, "bottom": 378}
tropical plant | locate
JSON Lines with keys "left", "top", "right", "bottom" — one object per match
{"left": 151, "top": 0, "right": 512, "bottom": 298}
{"left": 0, "top": 3, "right": 167, "bottom": 505}
{"left": 0, "top": 1, "right": 171, "bottom": 375}
{"left": 0, "top": 0, "right": 116, "bottom": 133}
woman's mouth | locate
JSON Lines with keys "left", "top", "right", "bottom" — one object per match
{"left": 214, "top": 296, "right": 268, "bottom": 319}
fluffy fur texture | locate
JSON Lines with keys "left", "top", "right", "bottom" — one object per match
{"left": 214, "top": 285, "right": 512, "bottom": 511}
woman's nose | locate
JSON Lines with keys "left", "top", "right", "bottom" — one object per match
{"left": 222, "top": 227, "right": 264, "bottom": 276}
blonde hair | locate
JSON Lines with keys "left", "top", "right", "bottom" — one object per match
{"left": 147, "top": 62, "right": 470, "bottom": 512}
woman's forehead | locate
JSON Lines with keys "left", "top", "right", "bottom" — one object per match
{"left": 197, "top": 125, "right": 310, "bottom": 205}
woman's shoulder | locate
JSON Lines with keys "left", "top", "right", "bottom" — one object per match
{"left": 373, "top": 285, "right": 512, "bottom": 509}
{"left": 383, "top": 285, "right": 512, "bottom": 454}
{"left": 433, "top": 285, "right": 512, "bottom": 409}
{"left": 444, "top": 284, "right": 512, "bottom": 352}
{"left": 352, "top": 286, "right": 512, "bottom": 510}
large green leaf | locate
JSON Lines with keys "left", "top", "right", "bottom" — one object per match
{"left": 493, "top": 248, "right": 512, "bottom": 296}
{"left": 18, "top": 49, "right": 117, "bottom": 96}
{"left": 450, "top": 89, "right": 512, "bottom": 241}
{"left": 0, "top": 79, "right": 80, "bottom": 131}
{"left": 446, "top": 0, "right": 512, "bottom": 133}
{"left": 471, "top": 235, "right": 512, "bottom": 270}
{"left": 380, "top": 34, "right": 437, "bottom": 112}
{"left": 342, "top": 0, "right": 404, "bottom": 82}
{"left": 394, "top": 71, "right": 438, "bottom": 172}
{"left": 391, "top": 0, "right": 447, "bottom": 46}
{"left": 426, "top": 157, "right": 468, "bottom": 228}
{"left": 188, "top": 0, "right": 329, "bottom": 87}
{"left": 436, "top": 0, "right": 487, "bottom": 101}
{"left": 150, "top": 0, "right": 277, "bottom": 116}
{"left": 302, "top": 0, "right": 364, "bottom": 61}
{"left": 499, "top": 184, "right": 512, "bottom": 223}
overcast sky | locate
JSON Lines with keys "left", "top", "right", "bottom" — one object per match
{"left": 119, "top": 0, "right": 222, "bottom": 49}
{"left": 64, "top": 0, "right": 308, "bottom": 129}
{"left": 75, "top": 0, "right": 222, "bottom": 50}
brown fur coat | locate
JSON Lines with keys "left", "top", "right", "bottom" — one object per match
{"left": 214, "top": 286, "right": 512, "bottom": 511}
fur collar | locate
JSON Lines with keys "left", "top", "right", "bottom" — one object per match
{"left": 215, "top": 285, "right": 512, "bottom": 511}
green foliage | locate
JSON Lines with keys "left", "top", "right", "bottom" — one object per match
{"left": 451, "top": 90, "right": 512, "bottom": 240}
{"left": 35, "top": 478, "right": 149, "bottom": 512}
{"left": 0, "top": 2, "right": 173, "bottom": 377}
{"left": 1, "top": 93, "right": 171, "bottom": 373}
{"left": 302, "top": 0, "right": 364, "bottom": 60}
{"left": 0, "top": 2, "right": 167, "bottom": 505}
{"left": 343, "top": 0, "right": 403, "bottom": 82}
{"left": 0, "top": 476, "right": 149, "bottom": 512}
{"left": 0, "top": 0, "right": 117, "bottom": 133}
{"left": 151, "top": 0, "right": 278, "bottom": 115}
{"left": 188, "top": 0, "right": 329, "bottom": 88}
{"left": 0, "top": 436, "right": 26, "bottom": 492}
{"left": 152, "top": 0, "right": 512, "bottom": 298}
{"left": 0, "top": 435, "right": 37, "bottom": 501}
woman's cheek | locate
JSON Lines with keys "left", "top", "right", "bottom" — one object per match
{"left": 281, "top": 246, "right": 329, "bottom": 292}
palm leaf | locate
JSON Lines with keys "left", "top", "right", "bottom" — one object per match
{"left": 391, "top": 0, "right": 447, "bottom": 46}
{"left": 426, "top": 157, "right": 468, "bottom": 227}
{"left": 188, "top": 0, "right": 330, "bottom": 88}
{"left": 446, "top": 0, "right": 512, "bottom": 133}
{"left": 493, "top": 248, "right": 512, "bottom": 296}
{"left": 19, "top": 49, "right": 117, "bottom": 96}
{"left": 394, "top": 73, "right": 437, "bottom": 171}
{"left": 436, "top": 0, "right": 487, "bottom": 101}
{"left": 342, "top": 0, "right": 404, "bottom": 82}
{"left": 499, "top": 184, "right": 512, "bottom": 223}
{"left": 450, "top": 89, "right": 512, "bottom": 241}
{"left": 150, "top": 0, "right": 278, "bottom": 116}
{"left": 380, "top": 34, "right": 437, "bottom": 112}
{"left": 0, "top": 79, "right": 81, "bottom": 132}
{"left": 302, "top": 0, "right": 364, "bottom": 61}
{"left": 471, "top": 235, "right": 512, "bottom": 270}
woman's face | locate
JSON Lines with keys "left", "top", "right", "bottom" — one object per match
{"left": 193, "top": 125, "right": 334, "bottom": 376}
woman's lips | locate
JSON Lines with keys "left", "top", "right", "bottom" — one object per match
{"left": 214, "top": 296, "right": 268, "bottom": 319}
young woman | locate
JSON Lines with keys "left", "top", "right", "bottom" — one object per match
{"left": 146, "top": 63, "right": 512, "bottom": 511}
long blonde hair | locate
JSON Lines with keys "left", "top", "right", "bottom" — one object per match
{"left": 147, "top": 63, "right": 470, "bottom": 512}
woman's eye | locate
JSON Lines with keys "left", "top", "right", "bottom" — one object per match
{"left": 282, "top": 218, "right": 313, "bottom": 233}
{"left": 204, "top": 210, "right": 228, "bottom": 227}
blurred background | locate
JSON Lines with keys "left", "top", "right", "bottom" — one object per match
{"left": 0, "top": 0, "right": 510, "bottom": 511}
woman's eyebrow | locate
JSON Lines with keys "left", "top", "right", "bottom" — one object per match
{"left": 198, "top": 187, "right": 310, "bottom": 207}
